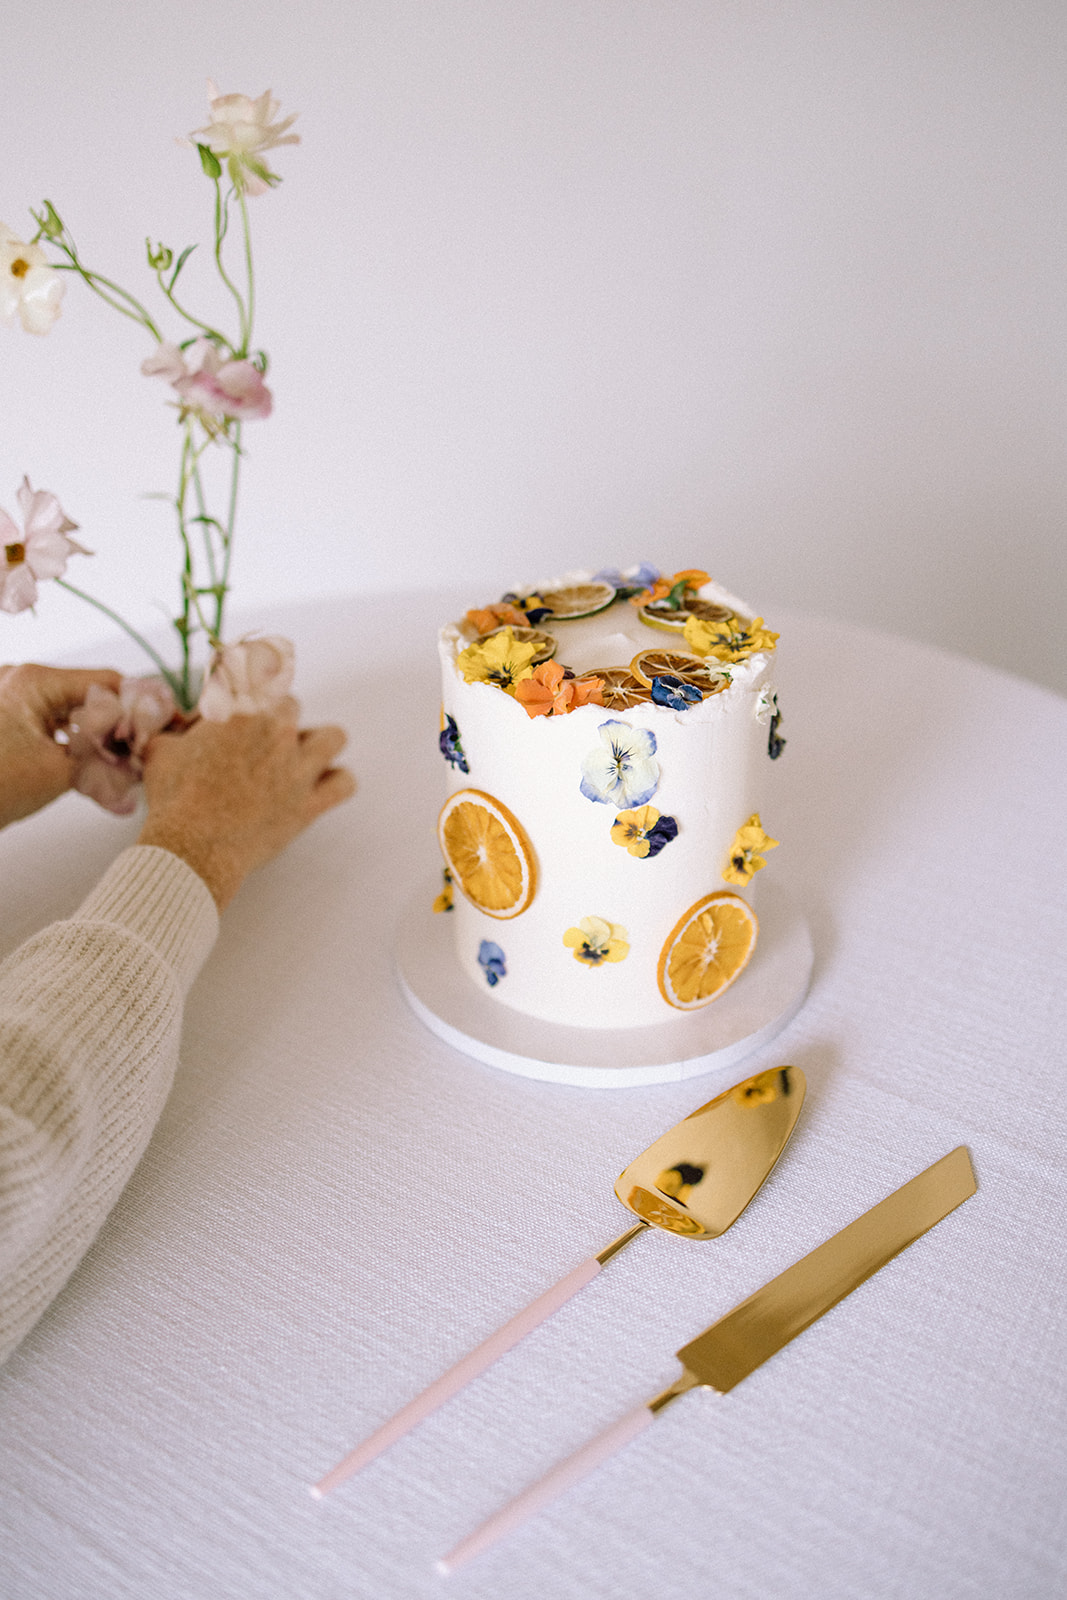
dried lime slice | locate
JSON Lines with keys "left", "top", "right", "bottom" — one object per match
{"left": 576, "top": 667, "right": 653, "bottom": 709}
{"left": 539, "top": 582, "right": 616, "bottom": 620}
{"left": 479, "top": 624, "right": 557, "bottom": 665}
{"left": 628, "top": 649, "right": 729, "bottom": 696}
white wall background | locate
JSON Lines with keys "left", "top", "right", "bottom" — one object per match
{"left": 2, "top": 0, "right": 1064, "bottom": 692}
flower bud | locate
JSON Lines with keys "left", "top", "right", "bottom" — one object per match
{"left": 37, "top": 200, "right": 64, "bottom": 239}
{"left": 146, "top": 238, "right": 174, "bottom": 272}
{"left": 196, "top": 143, "right": 223, "bottom": 180}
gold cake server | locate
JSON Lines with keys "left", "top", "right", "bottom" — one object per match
{"left": 312, "top": 1065, "right": 804, "bottom": 1496}
{"left": 437, "top": 1144, "right": 977, "bottom": 1574}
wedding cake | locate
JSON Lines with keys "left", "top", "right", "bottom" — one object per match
{"left": 435, "top": 567, "right": 785, "bottom": 1031}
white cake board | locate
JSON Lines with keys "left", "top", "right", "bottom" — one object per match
{"left": 396, "top": 880, "right": 812, "bottom": 1089}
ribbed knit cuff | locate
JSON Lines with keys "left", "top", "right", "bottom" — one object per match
{"left": 72, "top": 846, "right": 220, "bottom": 995}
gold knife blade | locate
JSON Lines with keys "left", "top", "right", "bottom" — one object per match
{"left": 656, "top": 1144, "right": 977, "bottom": 1408}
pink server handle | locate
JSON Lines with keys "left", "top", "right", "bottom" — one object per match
{"left": 310, "top": 1254, "right": 603, "bottom": 1498}
{"left": 436, "top": 1403, "right": 656, "bottom": 1574}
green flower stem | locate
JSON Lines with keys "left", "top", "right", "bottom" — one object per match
{"left": 217, "top": 424, "right": 242, "bottom": 634}
{"left": 238, "top": 189, "right": 255, "bottom": 349}
{"left": 191, "top": 463, "right": 220, "bottom": 589}
{"left": 48, "top": 237, "right": 162, "bottom": 339}
{"left": 213, "top": 179, "right": 248, "bottom": 352}
{"left": 154, "top": 270, "right": 231, "bottom": 350}
{"left": 54, "top": 579, "right": 185, "bottom": 704}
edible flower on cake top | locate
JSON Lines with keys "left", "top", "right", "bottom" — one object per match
{"left": 684, "top": 613, "right": 779, "bottom": 663}
{"left": 515, "top": 660, "right": 605, "bottom": 719}
{"left": 649, "top": 674, "right": 702, "bottom": 711}
{"left": 722, "top": 813, "right": 779, "bottom": 886}
{"left": 455, "top": 627, "right": 537, "bottom": 694}
{"left": 580, "top": 720, "right": 659, "bottom": 808}
{"left": 465, "top": 601, "right": 527, "bottom": 635}
{"left": 629, "top": 568, "right": 710, "bottom": 609}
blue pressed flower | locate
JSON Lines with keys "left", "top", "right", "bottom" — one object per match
{"left": 477, "top": 939, "right": 507, "bottom": 986}
{"left": 439, "top": 713, "right": 470, "bottom": 772}
{"left": 650, "top": 674, "right": 702, "bottom": 711}
{"left": 768, "top": 707, "right": 786, "bottom": 760}
{"left": 593, "top": 562, "right": 660, "bottom": 597}
{"left": 644, "top": 814, "right": 679, "bottom": 857}
{"left": 579, "top": 720, "right": 659, "bottom": 808}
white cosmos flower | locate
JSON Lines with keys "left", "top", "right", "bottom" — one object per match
{"left": 190, "top": 83, "right": 300, "bottom": 196}
{"left": 0, "top": 477, "right": 89, "bottom": 613}
{"left": 0, "top": 223, "right": 65, "bottom": 334}
{"left": 579, "top": 720, "right": 660, "bottom": 808}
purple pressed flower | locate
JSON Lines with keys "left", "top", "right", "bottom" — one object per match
{"left": 439, "top": 713, "right": 469, "bottom": 772}
{"left": 650, "top": 674, "right": 702, "bottom": 711}
{"left": 478, "top": 940, "right": 506, "bottom": 986}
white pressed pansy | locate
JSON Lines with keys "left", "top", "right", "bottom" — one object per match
{"left": 190, "top": 83, "right": 300, "bottom": 195}
{"left": 0, "top": 223, "right": 65, "bottom": 334}
{"left": 0, "top": 478, "right": 89, "bottom": 613}
{"left": 579, "top": 719, "right": 660, "bottom": 808}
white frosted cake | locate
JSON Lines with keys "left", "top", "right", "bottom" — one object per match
{"left": 435, "top": 567, "right": 785, "bottom": 1031}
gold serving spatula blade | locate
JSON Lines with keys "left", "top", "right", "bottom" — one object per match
{"left": 312, "top": 1066, "right": 804, "bottom": 1497}
{"left": 437, "top": 1145, "right": 977, "bottom": 1575}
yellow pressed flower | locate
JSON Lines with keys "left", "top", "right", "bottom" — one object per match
{"left": 455, "top": 627, "right": 537, "bottom": 694}
{"left": 723, "top": 813, "right": 779, "bottom": 886}
{"left": 610, "top": 805, "right": 659, "bottom": 858}
{"left": 432, "top": 868, "right": 454, "bottom": 913}
{"left": 683, "top": 613, "right": 779, "bottom": 663}
{"left": 563, "top": 915, "right": 630, "bottom": 967}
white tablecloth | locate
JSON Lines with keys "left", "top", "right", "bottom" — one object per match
{"left": 1, "top": 593, "right": 1064, "bottom": 1600}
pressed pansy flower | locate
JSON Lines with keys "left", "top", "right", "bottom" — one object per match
{"left": 455, "top": 627, "right": 537, "bottom": 694}
{"left": 0, "top": 223, "right": 65, "bottom": 334}
{"left": 580, "top": 720, "right": 659, "bottom": 808}
{"left": 610, "top": 805, "right": 678, "bottom": 859}
{"left": 189, "top": 82, "right": 300, "bottom": 196}
{"left": 433, "top": 868, "right": 454, "bottom": 913}
{"left": 650, "top": 674, "right": 702, "bottom": 711}
{"left": 515, "top": 660, "right": 605, "bottom": 719}
{"left": 465, "top": 601, "right": 526, "bottom": 634}
{"left": 723, "top": 813, "right": 779, "bottom": 886}
{"left": 563, "top": 916, "right": 629, "bottom": 967}
{"left": 756, "top": 687, "right": 787, "bottom": 760}
{"left": 500, "top": 590, "right": 552, "bottom": 625}
{"left": 477, "top": 939, "right": 507, "bottom": 986}
{"left": 593, "top": 562, "right": 660, "bottom": 597}
{"left": 0, "top": 478, "right": 89, "bottom": 613}
{"left": 439, "top": 712, "right": 470, "bottom": 772}
{"left": 684, "top": 612, "right": 778, "bottom": 663}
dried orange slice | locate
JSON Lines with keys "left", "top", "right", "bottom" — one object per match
{"left": 538, "top": 581, "right": 616, "bottom": 619}
{"left": 479, "top": 624, "right": 557, "bottom": 664}
{"left": 628, "top": 649, "right": 729, "bottom": 696}
{"left": 657, "top": 891, "right": 758, "bottom": 1010}
{"left": 438, "top": 788, "right": 537, "bottom": 919}
{"left": 576, "top": 667, "right": 653, "bottom": 709}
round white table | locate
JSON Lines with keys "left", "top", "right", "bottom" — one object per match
{"left": 0, "top": 591, "right": 1064, "bottom": 1600}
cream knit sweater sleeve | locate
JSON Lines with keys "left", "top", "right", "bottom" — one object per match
{"left": 0, "top": 844, "right": 219, "bottom": 1366}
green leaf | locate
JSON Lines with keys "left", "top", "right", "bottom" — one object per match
{"left": 196, "top": 143, "right": 222, "bottom": 180}
{"left": 168, "top": 244, "right": 197, "bottom": 288}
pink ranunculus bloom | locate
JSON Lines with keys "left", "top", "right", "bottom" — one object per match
{"left": 0, "top": 477, "right": 90, "bottom": 613}
{"left": 0, "top": 222, "right": 65, "bottom": 334}
{"left": 66, "top": 677, "right": 179, "bottom": 815}
{"left": 197, "top": 635, "right": 295, "bottom": 722}
{"left": 141, "top": 337, "right": 273, "bottom": 424}
{"left": 190, "top": 82, "right": 300, "bottom": 196}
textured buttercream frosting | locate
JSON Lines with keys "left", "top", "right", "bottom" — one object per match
{"left": 438, "top": 575, "right": 780, "bottom": 1029}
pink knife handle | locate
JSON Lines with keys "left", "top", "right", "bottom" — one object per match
{"left": 436, "top": 1403, "right": 656, "bottom": 1574}
{"left": 310, "top": 1254, "right": 603, "bottom": 1497}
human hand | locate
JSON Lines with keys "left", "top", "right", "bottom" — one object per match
{"left": 136, "top": 707, "right": 356, "bottom": 909}
{"left": 0, "top": 662, "right": 122, "bottom": 829}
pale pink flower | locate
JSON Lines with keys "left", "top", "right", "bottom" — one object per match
{"left": 66, "top": 677, "right": 179, "bottom": 815}
{"left": 0, "top": 477, "right": 89, "bottom": 613}
{"left": 0, "top": 223, "right": 65, "bottom": 334}
{"left": 190, "top": 82, "right": 300, "bottom": 196}
{"left": 198, "top": 635, "right": 295, "bottom": 721}
{"left": 141, "top": 337, "right": 273, "bottom": 424}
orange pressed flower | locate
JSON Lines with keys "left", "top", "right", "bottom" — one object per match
{"left": 628, "top": 568, "right": 710, "bottom": 608}
{"left": 515, "top": 661, "right": 604, "bottom": 719}
{"left": 466, "top": 602, "right": 527, "bottom": 634}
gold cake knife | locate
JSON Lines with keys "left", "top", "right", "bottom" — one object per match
{"left": 437, "top": 1144, "right": 977, "bottom": 1574}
